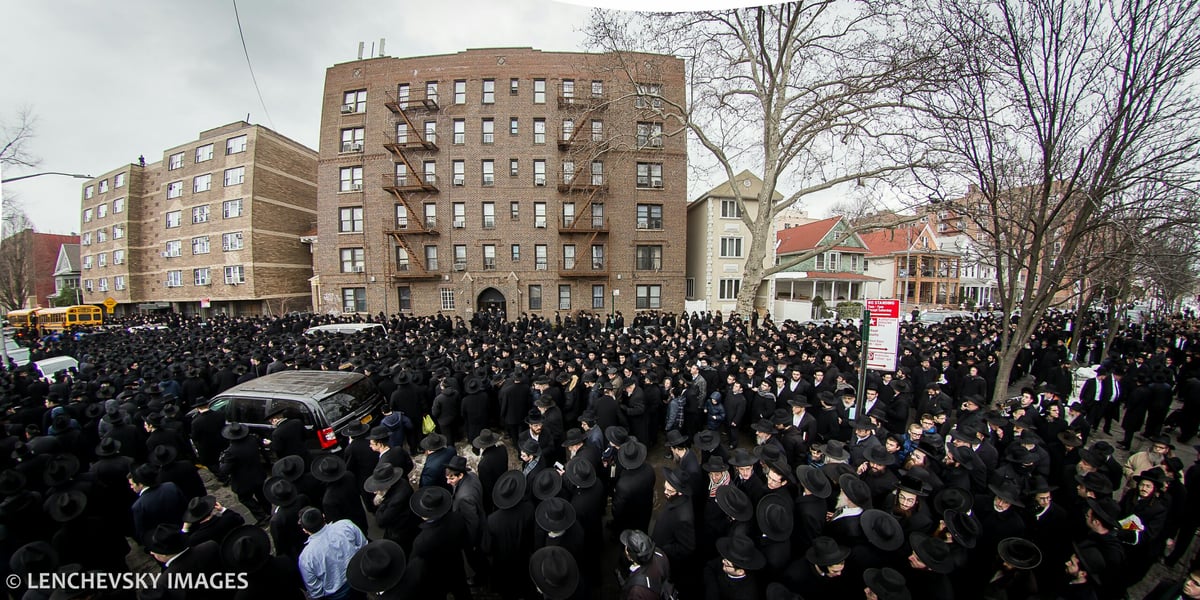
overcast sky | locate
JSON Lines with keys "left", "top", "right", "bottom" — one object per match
{"left": 0, "top": 0, "right": 826, "bottom": 236}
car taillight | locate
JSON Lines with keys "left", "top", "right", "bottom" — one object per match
{"left": 317, "top": 427, "right": 337, "bottom": 449}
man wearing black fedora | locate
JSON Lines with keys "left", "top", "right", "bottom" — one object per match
{"left": 347, "top": 539, "right": 421, "bottom": 598}
{"left": 312, "top": 454, "right": 368, "bottom": 535}
{"left": 473, "top": 429, "right": 509, "bottom": 512}
{"left": 864, "top": 567, "right": 911, "bottom": 600}
{"left": 342, "top": 422, "right": 378, "bottom": 514}
{"left": 651, "top": 467, "right": 697, "bottom": 597}
{"left": 219, "top": 422, "right": 269, "bottom": 522}
{"left": 151, "top": 443, "right": 208, "bottom": 501}
{"left": 368, "top": 425, "right": 415, "bottom": 481}
{"left": 703, "top": 534, "right": 765, "bottom": 600}
{"left": 447, "top": 455, "right": 488, "bottom": 585}
{"left": 365, "top": 462, "right": 419, "bottom": 552}
{"left": 182, "top": 494, "right": 245, "bottom": 548}
{"left": 221, "top": 524, "right": 305, "bottom": 599}
{"left": 128, "top": 463, "right": 188, "bottom": 543}
{"left": 617, "top": 529, "right": 672, "bottom": 600}
{"left": 410, "top": 486, "right": 475, "bottom": 600}
{"left": 529, "top": 545, "right": 580, "bottom": 600}
{"left": 612, "top": 440, "right": 655, "bottom": 535}
{"left": 188, "top": 396, "right": 227, "bottom": 476}
{"left": 783, "top": 535, "right": 854, "bottom": 597}
{"left": 487, "top": 470, "right": 536, "bottom": 600}
{"left": 418, "top": 432, "right": 456, "bottom": 490}
{"left": 144, "top": 523, "right": 223, "bottom": 598}
{"left": 905, "top": 532, "right": 956, "bottom": 600}
{"left": 264, "top": 477, "right": 310, "bottom": 560}
{"left": 263, "top": 406, "right": 312, "bottom": 467}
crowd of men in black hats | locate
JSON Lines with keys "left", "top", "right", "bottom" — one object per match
{"left": 2, "top": 307, "right": 1200, "bottom": 599}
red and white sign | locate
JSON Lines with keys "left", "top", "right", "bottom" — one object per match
{"left": 200, "top": 298, "right": 211, "bottom": 308}
{"left": 865, "top": 299, "right": 900, "bottom": 371}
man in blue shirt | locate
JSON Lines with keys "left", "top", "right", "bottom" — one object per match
{"left": 297, "top": 506, "right": 367, "bottom": 599}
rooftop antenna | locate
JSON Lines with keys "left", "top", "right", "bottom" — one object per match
{"left": 379, "top": 38, "right": 386, "bottom": 57}
{"left": 357, "top": 42, "right": 364, "bottom": 60}
{"left": 370, "top": 41, "right": 375, "bottom": 58}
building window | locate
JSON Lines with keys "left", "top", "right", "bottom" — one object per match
{"left": 193, "top": 173, "right": 212, "bottom": 193}
{"left": 534, "top": 161, "right": 546, "bottom": 187}
{"left": 510, "top": 78, "right": 519, "bottom": 95}
{"left": 224, "top": 265, "right": 246, "bottom": 285}
{"left": 165, "top": 211, "right": 182, "bottom": 228}
{"left": 223, "top": 198, "right": 243, "bottom": 218}
{"left": 226, "top": 135, "right": 248, "bottom": 154}
{"left": 114, "top": 172, "right": 126, "bottom": 188}
{"left": 535, "top": 244, "right": 548, "bottom": 270}
{"left": 167, "top": 181, "right": 183, "bottom": 199}
{"left": 192, "top": 205, "right": 209, "bottom": 223}
{"left": 482, "top": 79, "right": 495, "bottom": 104}
{"left": 592, "top": 245, "right": 605, "bottom": 269}
{"left": 591, "top": 80, "right": 604, "bottom": 98}
{"left": 113, "top": 225, "right": 124, "bottom": 239}
{"left": 397, "top": 286, "right": 412, "bottom": 311}
{"left": 341, "top": 248, "right": 365, "bottom": 272}
{"left": 97, "top": 204, "right": 108, "bottom": 218}
{"left": 224, "top": 166, "right": 245, "bottom": 186}
{"left": 720, "top": 199, "right": 742, "bottom": 218}
{"left": 720, "top": 237, "right": 744, "bottom": 258}
{"left": 99, "top": 180, "right": 109, "bottom": 194}
{"left": 510, "top": 201, "right": 519, "bottom": 220}
{"left": 453, "top": 119, "right": 465, "bottom": 145}
{"left": 340, "top": 128, "right": 364, "bottom": 153}
{"left": 168, "top": 152, "right": 184, "bottom": 170}
{"left": 528, "top": 285, "right": 542, "bottom": 310}
{"left": 223, "top": 231, "right": 244, "bottom": 251}
{"left": 563, "top": 161, "right": 576, "bottom": 185}
{"left": 342, "top": 90, "right": 366, "bottom": 113}
{"left": 342, "top": 288, "right": 367, "bottom": 312}
{"left": 424, "top": 204, "right": 437, "bottom": 228}
{"left": 452, "top": 161, "right": 465, "bottom": 186}
{"left": 113, "top": 197, "right": 125, "bottom": 213}
{"left": 196, "top": 144, "right": 214, "bottom": 163}
{"left": 97, "top": 228, "right": 107, "bottom": 243}
{"left": 165, "top": 270, "right": 182, "bottom": 288}
{"left": 483, "top": 245, "right": 496, "bottom": 270}
{"left": 636, "top": 162, "right": 663, "bottom": 188}
{"left": 561, "top": 79, "right": 575, "bottom": 99}
{"left": 482, "top": 202, "right": 496, "bottom": 228}
{"left": 481, "top": 119, "right": 494, "bottom": 144}
{"left": 83, "top": 255, "right": 92, "bottom": 270}
{"left": 636, "top": 245, "right": 663, "bottom": 270}
{"left": 636, "top": 204, "right": 663, "bottom": 229}
{"left": 534, "top": 202, "right": 547, "bottom": 228}
{"left": 98, "top": 278, "right": 108, "bottom": 292}
{"left": 425, "top": 245, "right": 439, "bottom": 271}
{"left": 511, "top": 244, "right": 520, "bottom": 262}
{"left": 440, "top": 287, "right": 455, "bottom": 310}
{"left": 113, "top": 249, "right": 125, "bottom": 264}
{"left": 83, "top": 279, "right": 93, "bottom": 292}
{"left": 114, "top": 275, "right": 125, "bottom": 290}
{"left": 563, "top": 202, "right": 576, "bottom": 227}
{"left": 591, "top": 161, "right": 604, "bottom": 185}
{"left": 533, "top": 78, "right": 546, "bottom": 104}
{"left": 563, "top": 245, "right": 576, "bottom": 270}
{"left": 562, "top": 119, "right": 575, "bottom": 142}
{"left": 635, "top": 83, "right": 663, "bottom": 108}
{"left": 165, "top": 240, "right": 182, "bottom": 258}
{"left": 637, "top": 122, "right": 663, "bottom": 148}
{"left": 592, "top": 284, "right": 605, "bottom": 309}
{"left": 558, "top": 285, "right": 571, "bottom": 310}
{"left": 686, "top": 277, "right": 695, "bottom": 298}
{"left": 340, "top": 207, "right": 364, "bottom": 232}
{"left": 454, "top": 80, "right": 466, "bottom": 104}
{"left": 533, "top": 119, "right": 546, "bottom": 144}
{"left": 395, "top": 247, "right": 410, "bottom": 271}
{"left": 481, "top": 160, "right": 495, "bottom": 186}
{"left": 636, "top": 285, "right": 662, "bottom": 309}
{"left": 83, "top": 208, "right": 93, "bottom": 222}
{"left": 194, "top": 268, "right": 210, "bottom": 286}
{"left": 510, "top": 159, "right": 519, "bottom": 177}
{"left": 82, "top": 233, "right": 91, "bottom": 246}
{"left": 452, "top": 203, "right": 466, "bottom": 228}
{"left": 510, "top": 117, "right": 519, "bottom": 136}
{"left": 339, "top": 166, "right": 363, "bottom": 192}
{"left": 98, "top": 253, "right": 107, "bottom": 268}
{"left": 591, "top": 120, "right": 604, "bottom": 141}
{"left": 719, "top": 279, "right": 741, "bottom": 300}
{"left": 425, "top": 81, "right": 438, "bottom": 105}
{"left": 192, "top": 236, "right": 210, "bottom": 255}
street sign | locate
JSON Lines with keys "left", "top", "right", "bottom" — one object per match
{"left": 103, "top": 297, "right": 117, "bottom": 314}
{"left": 865, "top": 299, "right": 900, "bottom": 371}
{"left": 200, "top": 298, "right": 211, "bottom": 309}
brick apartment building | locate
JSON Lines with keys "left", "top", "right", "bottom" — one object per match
{"left": 2, "top": 231, "right": 79, "bottom": 309}
{"left": 312, "top": 47, "right": 687, "bottom": 317}
{"left": 79, "top": 122, "right": 317, "bottom": 315}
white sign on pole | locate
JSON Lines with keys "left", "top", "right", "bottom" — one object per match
{"left": 866, "top": 299, "right": 900, "bottom": 371}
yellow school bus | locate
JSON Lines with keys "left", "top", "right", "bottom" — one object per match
{"left": 6, "top": 308, "right": 38, "bottom": 330}
{"left": 36, "top": 305, "right": 104, "bottom": 332}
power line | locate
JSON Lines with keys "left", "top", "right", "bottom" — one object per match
{"left": 232, "top": 0, "right": 275, "bottom": 130}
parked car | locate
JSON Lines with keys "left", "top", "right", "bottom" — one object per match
{"left": 34, "top": 355, "right": 78, "bottom": 380}
{"left": 917, "top": 310, "right": 974, "bottom": 324}
{"left": 205, "top": 370, "right": 384, "bottom": 452}
{"left": 3, "top": 337, "right": 30, "bottom": 367}
{"left": 303, "top": 323, "right": 386, "bottom": 336}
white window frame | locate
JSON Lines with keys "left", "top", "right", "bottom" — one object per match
{"left": 339, "top": 207, "right": 364, "bottom": 232}
{"left": 339, "top": 166, "right": 363, "bottom": 192}
{"left": 165, "top": 270, "right": 183, "bottom": 288}
{"left": 720, "top": 237, "right": 744, "bottom": 258}
{"left": 224, "top": 166, "right": 245, "bottom": 187}
{"left": 165, "top": 211, "right": 182, "bottom": 228}
{"left": 165, "top": 240, "right": 182, "bottom": 258}
{"left": 226, "top": 135, "right": 248, "bottom": 155}
{"left": 113, "top": 249, "right": 125, "bottom": 264}
{"left": 114, "top": 275, "right": 125, "bottom": 290}
{"left": 194, "top": 268, "right": 210, "bottom": 286}
{"left": 193, "top": 173, "right": 212, "bottom": 193}
{"left": 83, "top": 208, "right": 93, "bottom": 222}
{"left": 224, "top": 265, "right": 246, "bottom": 285}
{"left": 168, "top": 152, "right": 184, "bottom": 170}
{"left": 440, "top": 288, "right": 455, "bottom": 310}
{"left": 113, "top": 197, "right": 125, "bottom": 213}
{"left": 223, "top": 198, "right": 243, "bottom": 219}
{"left": 97, "top": 204, "right": 108, "bottom": 218}
{"left": 196, "top": 144, "right": 214, "bottom": 163}
{"left": 192, "top": 205, "right": 209, "bottom": 224}
{"left": 192, "top": 236, "right": 210, "bottom": 255}
{"left": 223, "top": 232, "right": 244, "bottom": 251}
{"left": 114, "top": 173, "right": 126, "bottom": 188}
{"left": 167, "top": 181, "right": 183, "bottom": 199}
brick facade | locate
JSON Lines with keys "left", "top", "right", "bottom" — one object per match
{"left": 313, "top": 48, "right": 687, "bottom": 317}
{"left": 78, "top": 122, "right": 317, "bottom": 315}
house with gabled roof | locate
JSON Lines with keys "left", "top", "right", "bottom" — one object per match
{"left": 861, "top": 222, "right": 962, "bottom": 308}
{"left": 771, "top": 216, "right": 882, "bottom": 320}
{"left": 51, "top": 243, "right": 82, "bottom": 304}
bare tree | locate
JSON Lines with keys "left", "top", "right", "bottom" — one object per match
{"left": 587, "top": 3, "right": 948, "bottom": 316}
{"left": 0, "top": 107, "right": 38, "bottom": 169}
{"left": 923, "top": 0, "right": 1200, "bottom": 403}
{"left": 0, "top": 206, "right": 36, "bottom": 311}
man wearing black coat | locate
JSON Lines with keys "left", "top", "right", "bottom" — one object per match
{"left": 151, "top": 445, "right": 207, "bottom": 500}
{"left": 410, "top": 487, "right": 475, "bottom": 600}
{"left": 189, "top": 399, "right": 227, "bottom": 473}
{"left": 183, "top": 495, "right": 245, "bottom": 547}
{"left": 473, "top": 430, "right": 509, "bottom": 513}
{"left": 264, "top": 478, "right": 309, "bottom": 561}
{"left": 367, "top": 463, "right": 420, "bottom": 552}
{"left": 499, "top": 372, "right": 532, "bottom": 443}
{"left": 129, "top": 464, "right": 188, "bottom": 543}
{"left": 612, "top": 441, "right": 656, "bottom": 534}
{"left": 146, "top": 525, "right": 224, "bottom": 600}
{"left": 486, "top": 471, "right": 536, "bottom": 600}
{"left": 218, "top": 424, "right": 269, "bottom": 522}
{"left": 266, "top": 408, "right": 311, "bottom": 467}
{"left": 621, "top": 379, "right": 651, "bottom": 445}
{"left": 652, "top": 468, "right": 698, "bottom": 598}
{"left": 342, "top": 423, "right": 378, "bottom": 513}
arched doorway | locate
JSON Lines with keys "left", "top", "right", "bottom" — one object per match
{"left": 477, "top": 287, "right": 507, "bottom": 318}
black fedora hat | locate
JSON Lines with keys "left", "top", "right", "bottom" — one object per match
{"left": 43, "top": 454, "right": 80, "bottom": 488}
{"left": 561, "top": 428, "right": 586, "bottom": 448}
{"left": 702, "top": 455, "right": 729, "bottom": 473}
{"left": 728, "top": 448, "right": 757, "bottom": 468}
{"left": 446, "top": 455, "right": 469, "bottom": 474}
{"left": 988, "top": 482, "right": 1025, "bottom": 507}
{"left": 910, "top": 532, "right": 955, "bottom": 573}
{"left": 998, "top": 537, "right": 1042, "bottom": 569}
{"left": 221, "top": 423, "right": 250, "bottom": 440}
{"left": 663, "top": 467, "right": 690, "bottom": 495}
{"left": 519, "top": 437, "right": 542, "bottom": 457}
{"left": 751, "top": 419, "right": 775, "bottom": 434}
{"left": 262, "top": 477, "right": 300, "bottom": 507}
{"left": 788, "top": 397, "right": 811, "bottom": 408}
{"left": 148, "top": 445, "right": 178, "bottom": 467}
{"left": 364, "top": 463, "right": 404, "bottom": 493}
{"left": 1071, "top": 541, "right": 1106, "bottom": 585}
{"left": 1075, "top": 472, "right": 1113, "bottom": 497}
{"left": 895, "top": 474, "right": 930, "bottom": 497}
{"left": 419, "top": 433, "right": 448, "bottom": 452}
{"left": 144, "top": 523, "right": 188, "bottom": 555}
{"left": 343, "top": 422, "right": 370, "bottom": 439}
{"left": 864, "top": 568, "right": 911, "bottom": 600}
{"left": 605, "top": 426, "right": 630, "bottom": 447}
{"left": 839, "top": 473, "right": 872, "bottom": 508}
{"left": 795, "top": 465, "right": 832, "bottom": 498}
{"left": 182, "top": 495, "right": 217, "bottom": 524}
{"left": 864, "top": 446, "right": 896, "bottom": 467}
{"left": 464, "top": 377, "right": 485, "bottom": 395}
{"left": 367, "top": 426, "right": 391, "bottom": 441}
{"left": 805, "top": 536, "right": 851, "bottom": 566}
{"left": 860, "top": 509, "right": 904, "bottom": 551}
{"left": 348, "top": 540, "right": 407, "bottom": 594}
{"left": 943, "top": 509, "right": 981, "bottom": 549}
{"left": 715, "top": 485, "right": 753, "bottom": 522}
{"left": 271, "top": 455, "right": 306, "bottom": 482}
{"left": 493, "top": 470, "right": 527, "bottom": 510}
{"left": 564, "top": 458, "right": 597, "bottom": 489}
{"left": 221, "top": 525, "right": 271, "bottom": 573}
{"left": 95, "top": 437, "right": 122, "bottom": 457}
{"left": 410, "top": 486, "right": 452, "bottom": 520}
{"left": 824, "top": 440, "right": 850, "bottom": 462}
{"left": 717, "top": 534, "right": 766, "bottom": 571}
{"left": 533, "top": 469, "right": 563, "bottom": 501}
{"left": 0, "top": 469, "right": 26, "bottom": 496}
{"left": 529, "top": 546, "right": 580, "bottom": 600}
{"left": 664, "top": 429, "right": 690, "bottom": 448}
{"left": 311, "top": 454, "right": 348, "bottom": 483}
{"left": 933, "top": 487, "right": 973, "bottom": 515}
{"left": 694, "top": 430, "right": 721, "bottom": 452}
{"left": 756, "top": 495, "right": 795, "bottom": 542}
{"left": 535, "top": 497, "right": 577, "bottom": 533}
{"left": 43, "top": 490, "right": 87, "bottom": 523}
{"left": 472, "top": 429, "right": 501, "bottom": 449}
{"left": 617, "top": 440, "right": 647, "bottom": 469}
{"left": 1085, "top": 497, "right": 1121, "bottom": 529}
{"left": 8, "top": 541, "right": 57, "bottom": 577}
{"left": 525, "top": 409, "right": 545, "bottom": 425}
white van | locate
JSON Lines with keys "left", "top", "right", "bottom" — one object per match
{"left": 303, "top": 323, "right": 386, "bottom": 336}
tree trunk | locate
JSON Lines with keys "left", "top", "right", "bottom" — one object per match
{"left": 737, "top": 223, "right": 771, "bottom": 318}
{"left": 991, "top": 342, "right": 1021, "bottom": 406}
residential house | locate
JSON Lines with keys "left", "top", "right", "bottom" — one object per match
{"left": 51, "top": 243, "right": 81, "bottom": 305}
{"left": 771, "top": 216, "right": 881, "bottom": 320}
{"left": 861, "top": 223, "right": 962, "bottom": 309}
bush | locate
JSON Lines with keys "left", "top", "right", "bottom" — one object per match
{"left": 836, "top": 301, "right": 864, "bottom": 320}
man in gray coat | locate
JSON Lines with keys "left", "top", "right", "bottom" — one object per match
{"left": 447, "top": 455, "right": 489, "bottom": 585}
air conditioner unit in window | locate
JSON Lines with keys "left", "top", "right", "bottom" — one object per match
{"left": 535, "top": 221, "right": 547, "bottom": 229}
{"left": 652, "top": 180, "right": 663, "bottom": 188}
{"left": 340, "top": 104, "right": 356, "bottom": 114}
{"left": 535, "top": 263, "right": 548, "bottom": 270}
{"left": 353, "top": 266, "right": 364, "bottom": 273}
{"left": 534, "top": 177, "right": 546, "bottom": 186}
{"left": 341, "top": 142, "right": 363, "bottom": 153}
{"left": 453, "top": 264, "right": 465, "bottom": 271}
{"left": 453, "top": 177, "right": 465, "bottom": 186}
{"left": 453, "top": 219, "right": 466, "bottom": 228}
{"left": 636, "top": 221, "right": 649, "bottom": 229}
{"left": 162, "top": 252, "right": 171, "bottom": 258}
{"left": 352, "top": 183, "right": 363, "bottom": 191}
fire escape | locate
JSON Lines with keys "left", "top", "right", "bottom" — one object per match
{"left": 557, "top": 83, "right": 610, "bottom": 278}
{"left": 383, "top": 88, "right": 441, "bottom": 280}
